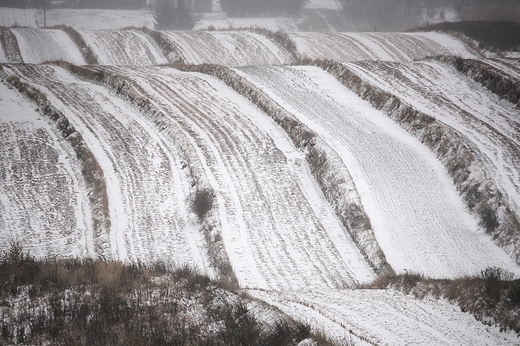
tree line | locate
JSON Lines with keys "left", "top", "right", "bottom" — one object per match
{"left": 0, "top": 0, "right": 146, "bottom": 9}
{"left": 337, "top": 0, "right": 520, "bottom": 31}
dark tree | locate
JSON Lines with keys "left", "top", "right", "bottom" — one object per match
{"left": 221, "top": 0, "right": 307, "bottom": 17}
{"left": 154, "top": 0, "right": 194, "bottom": 30}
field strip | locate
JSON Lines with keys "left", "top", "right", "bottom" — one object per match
{"left": 0, "top": 81, "right": 93, "bottom": 258}
{"left": 234, "top": 65, "right": 519, "bottom": 278}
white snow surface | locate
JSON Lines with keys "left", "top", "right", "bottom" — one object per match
{"left": 161, "top": 30, "right": 293, "bottom": 66}
{"left": 290, "top": 31, "right": 480, "bottom": 62}
{"left": 249, "top": 288, "right": 520, "bottom": 346}
{"left": 10, "top": 28, "right": 86, "bottom": 65}
{"left": 79, "top": 30, "right": 167, "bottom": 66}
{"left": 3, "top": 65, "right": 208, "bottom": 271}
{"left": 234, "top": 65, "right": 520, "bottom": 278}
{"left": 98, "top": 65, "right": 376, "bottom": 290}
{"left": 344, "top": 60, "right": 520, "bottom": 225}
{"left": 0, "top": 81, "right": 93, "bottom": 258}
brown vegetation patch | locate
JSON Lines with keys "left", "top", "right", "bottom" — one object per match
{"left": 0, "top": 27, "right": 23, "bottom": 63}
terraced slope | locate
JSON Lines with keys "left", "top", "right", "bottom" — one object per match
{"left": 3, "top": 64, "right": 206, "bottom": 269}
{"left": 289, "top": 32, "right": 479, "bottom": 62}
{"left": 159, "top": 30, "right": 293, "bottom": 66}
{"left": 79, "top": 30, "right": 167, "bottom": 66}
{"left": 84, "top": 65, "right": 376, "bottom": 290}
{"left": 249, "top": 289, "right": 520, "bottom": 346}
{"left": 234, "top": 65, "right": 519, "bottom": 278}
{"left": 0, "top": 82, "right": 92, "bottom": 258}
{"left": 10, "top": 28, "right": 85, "bottom": 65}
{"left": 482, "top": 58, "right": 520, "bottom": 81}
{"left": 344, "top": 60, "right": 520, "bottom": 230}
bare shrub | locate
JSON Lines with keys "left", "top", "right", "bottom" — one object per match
{"left": 190, "top": 187, "right": 216, "bottom": 221}
{"left": 0, "top": 251, "right": 310, "bottom": 345}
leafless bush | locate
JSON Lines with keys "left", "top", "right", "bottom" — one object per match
{"left": 190, "top": 187, "right": 215, "bottom": 221}
{"left": 0, "top": 245, "right": 310, "bottom": 345}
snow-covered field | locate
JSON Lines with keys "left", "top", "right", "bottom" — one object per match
{"left": 249, "top": 288, "right": 520, "bottom": 346}
{"left": 11, "top": 28, "right": 86, "bottom": 64}
{"left": 88, "top": 65, "right": 375, "bottom": 290}
{"left": 1, "top": 18, "right": 520, "bottom": 344}
{"left": 234, "top": 65, "right": 519, "bottom": 278}
{"left": 79, "top": 29, "right": 167, "bottom": 66}
{"left": 343, "top": 60, "right": 520, "bottom": 225}
{"left": 160, "top": 30, "right": 294, "bottom": 66}
{"left": 290, "top": 31, "right": 480, "bottom": 61}
{"left": 3, "top": 64, "right": 206, "bottom": 269}
{"left": 0, "top": 82, "right": 92, "bottom": 258}
{"left": 0, "top": 26, "right": 484, "bottom": 66}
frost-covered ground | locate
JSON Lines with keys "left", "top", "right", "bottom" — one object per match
{"left": 290, "top": 31, "right": 480, "bottom": 61}
{"left": 343, "top": 60, "right": 520, "bottom": 227}
{"left": 0, "top": 82, "right": 93, "bottom": 258}
{"left": 1, "top": 20, "right": 520, "bottom": 344}
{"left": 2, "top": 27, "right": 483, "bottom": 67}
{"left": 79, "top": 29, "right": 167, "bottom": 66}
{"left": 91, "top": 65, "right": 376, "bottom": 290}
{"left": 249, "top": 288, "right": 520, "bottom": 346}
{"left": 10, "top": 28, "right": 85, "bottom": 64}
{"left": 234, "top": 65, "right": 519, "bottom": 278}
{"left": 2, "top": 64, "right": 208, "bottom": 270}
{"left": 160, "top": 30, "right": 293, "bottom": 66}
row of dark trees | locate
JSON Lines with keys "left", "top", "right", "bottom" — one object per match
{"left": 154, "top": 0, "right": 194, "bottom": 30}
{"left": 221, "top": 0, "right": 307, "bottom": 16}
{"left": 337, "top": 0, "right": 520, "bottom": 31}
{"left": 0, "top": 0, "right": 146, "bottom": 9}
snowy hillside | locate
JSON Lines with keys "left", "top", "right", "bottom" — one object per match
{"left": 10, "top": 28, "right": 85, "bottom": 65}
{"left": 290, "top": 31, "right": 480, "bottom": 61}
{"left": 79, "top": 30, "right": 167, "bottom": 66}
{"left": 0, "top": 27, "right": 482, "bottom": 66}
{"left": 234, "top": 65, "right": 518, "bottom": 278}
{"left": 1, "top": 23, "right": 520, "bottom": 344}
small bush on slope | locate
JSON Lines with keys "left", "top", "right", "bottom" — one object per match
{"left": 378, "top": 268, "right": 520, "bottom": 334}
{"left": 0, "top": 245, "right": 311, "bottom": 346}
{"left": 190, "top": 187, "right": 216, "bottom": 221}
